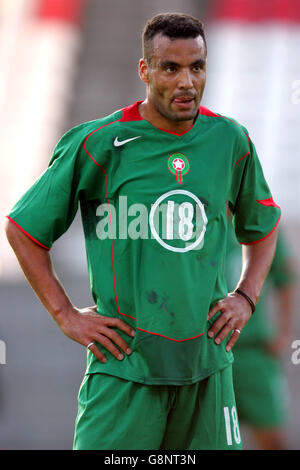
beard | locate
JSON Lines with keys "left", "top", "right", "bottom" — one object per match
{"left": 151, "top": 90, "right": 202, "bottom": 123}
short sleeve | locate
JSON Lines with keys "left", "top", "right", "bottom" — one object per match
{"left": 229, "top": 128, "right": 281, "bottom": 244}
{"left": 7, "top": 126, "right": 85, "bottom": 249}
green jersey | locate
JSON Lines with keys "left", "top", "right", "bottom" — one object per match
{"left": 7, "top": 101, "right": 281, "bottom": 385}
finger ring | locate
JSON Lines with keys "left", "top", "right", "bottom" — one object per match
{"left": 234, "top": 329, "right": 241, "bottom": 334}
{"left": 87, "top": 342, "right": 95, "bottom": 350}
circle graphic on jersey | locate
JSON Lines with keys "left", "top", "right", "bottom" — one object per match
{"left": 167, "top": 153, "right": 190, "bottom": 185}
{"left": 149, "top": 190, "right": 207, "bottom": 253}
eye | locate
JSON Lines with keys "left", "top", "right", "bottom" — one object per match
{"left": 165, "top": 65, "right": 177, "bottom": 73}
{"left": 192, "top": 65, "right": 202, "bottom": 72}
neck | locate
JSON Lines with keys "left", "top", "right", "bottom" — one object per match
{"left": 138, "top": 99, "right": 196, "bottom": 134}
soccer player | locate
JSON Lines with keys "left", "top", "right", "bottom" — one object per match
{"left": 5, "top": 13, "right": 281, "bottom": 450}
{"left": 226, "top": 223, "right": 296, "bottom": 449}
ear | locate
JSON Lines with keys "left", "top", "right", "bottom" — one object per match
{"left": 138, "top": 58, "right": 150, "bottom": 84}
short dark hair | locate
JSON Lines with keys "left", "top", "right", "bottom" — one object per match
{"left": 142, "top": 13, "right": 207, "bottom": 62}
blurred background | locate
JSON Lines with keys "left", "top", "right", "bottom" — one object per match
{"left": 0, "top": 0, "right": 299, "bottom": 450}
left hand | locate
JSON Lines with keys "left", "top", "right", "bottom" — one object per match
{"left": 207, "top": 292, "right": 253, "bottom": 352}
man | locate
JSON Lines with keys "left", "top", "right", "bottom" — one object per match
{"left": 5, "top": 13, "right": 281, "bottom": 450}
{"left": 226, "top": 223, "right": 296, "bottom": 449}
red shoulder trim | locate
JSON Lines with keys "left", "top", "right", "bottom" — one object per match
{"left": 198, "top": 105, "right": 219, "bottom": 117}
{"left": 198, "top": 106, "right": 251, "bottom": 166}
{"left": 120, "top": 101, "right": 144, "bottom": 122}
{"left": 257, "top": 197, "right": 281, "bottom": 210}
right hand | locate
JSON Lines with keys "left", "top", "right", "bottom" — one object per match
{"left": 57, "top": 306, "right": 136, "bottom": 363}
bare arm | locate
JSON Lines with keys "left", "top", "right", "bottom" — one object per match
{"left": 5, "top": 219, "right": 135, "bottom": 362}
{"left": 207, "top": 227, "right": 279, "bottom": 351}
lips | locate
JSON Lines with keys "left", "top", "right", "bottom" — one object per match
{"left": 173, "top": 96, "right": 195, "bottom": 109}
{"left": 173, "top": 96, "right": 195, "bottom": 103}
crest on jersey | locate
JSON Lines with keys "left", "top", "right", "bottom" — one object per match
{"left": 167, "top": 153, "right": 190, "bottom": 185}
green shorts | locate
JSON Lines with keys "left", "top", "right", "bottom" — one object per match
{"left": 73, "top": 365, "right": 242, "bottom": 450}
{"left": 233, "top": 346, "right": 288, "bottom": 428}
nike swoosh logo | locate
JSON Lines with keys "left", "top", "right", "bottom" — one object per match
{"left": 114, "top": 136, "right": 141, "bottom": 147}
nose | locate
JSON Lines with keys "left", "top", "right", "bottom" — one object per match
{"left": 177, "top": 68, "right": 193, "bottom": 90}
